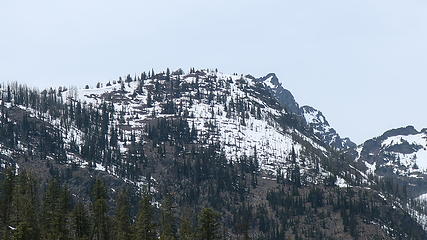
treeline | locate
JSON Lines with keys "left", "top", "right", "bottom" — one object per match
{"left": 0, "top": 169, "right": 223, "bottom": 240}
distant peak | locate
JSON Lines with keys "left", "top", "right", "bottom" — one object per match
{"left": 264, "top": 72, "right": 277, "bottom": 79}
{"left": 381, "top": 126, "right": 419, "bottom": 139}
{"left": 258, "top": 73, "right": 281, "bottom": 89}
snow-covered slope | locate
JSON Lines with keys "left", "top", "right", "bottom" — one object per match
{"left": 58, "top": 69, "right": 336, "bottom": 182}
{"left": 356, "top": 126, "right": 427, "bottom": 177}
{"left": 3, "top": 68, "right": 427, "bottom": 237}
{"left": 352, "top": 126, "right": 427, "bottom": 200}
{"left": 301, "top": 106, "right": 356, "bottom": 150}
{"left": 64, "top": 72, "right": 427, "bottom": 230}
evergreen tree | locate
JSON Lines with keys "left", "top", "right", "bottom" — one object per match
{"left": 166, "top": 68, "right": 170, "bottom": 80}
{"left": 134, "top": 194, "right": 156, "bottom": 240}
{"left": 290, "top": 147, "right": 301, "bottom": 189}
{"left": 147, "top": 92, "right": 153, "bottom": 107}
{"left": 0, "top": 168, "right": 15, "bottom": 239}
{"left": 71, "top": 202, "right": 90, "bottom": 240}
{"left": 12, "top": 172, "right": 40, "bottom": 240}
{"left": 91, "top": 179, "right": 110, "bottom": 240}
{"left": 198, "top": 208, "right": 221, "bottom": 240}
{"left": 114, "top": 189, "right": 131, "bottom": 240}
{"left": 179, "top": 214, "right": 194, "bottom": 240}
{"left": 160, "top": 195, "right": 177, "bottom": 240}
{"left": 42, "top": 179, "right": 69, "bottom": 240}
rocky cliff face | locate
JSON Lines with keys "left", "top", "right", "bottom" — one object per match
{"left": 257, "top": 73, "right": 302, "bottom": 115}
{"left": 256, "top": 73, "right": 356, "bottom": 151}
{"left": 301, "top": 105, "right": 356, "bottom": 150}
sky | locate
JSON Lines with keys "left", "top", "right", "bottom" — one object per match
{"left": 1, "top": 0, "right": 426, "bottom": 144}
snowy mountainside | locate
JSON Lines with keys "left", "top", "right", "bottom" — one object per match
{"left": 354, "top": 126, "right": 427, "bottom": 196}
{"left": 1, "top": 69, "right": 427, "bottom": 239}
{"left": 301, "top": 106, "right": 356, "bottom": 150}
{"left": 61, "top": 70, "right": 336, "bottom": 180}
{"left": 0, "top": 68, "right": 365, "bottom": 190}
{"left": 356, "top": 126, "right": 427, "bottom": 176}
{"left": 256, "top": 73, "right": 356, "bottom": 151}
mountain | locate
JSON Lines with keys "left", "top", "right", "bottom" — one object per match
{"left": 65, "top": 70, "right": 330, "bottom": 178}
{"left": 354, "top": 126, "right": 427, "bottom": 196}
{"left": 301, "top": 105, "right": 356, "bottom": 150}
{"left": 65, "top": 70, "right": 355, "bottom": 182}
{"left": 257, "top": 73, "right": 356, "bottom": 151}
{"left": 0, "top": 68, "right": 426, "bottom": 239}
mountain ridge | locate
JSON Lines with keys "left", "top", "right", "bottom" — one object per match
{"left": 0, "top": 68, "right": 426, "bottom": 239}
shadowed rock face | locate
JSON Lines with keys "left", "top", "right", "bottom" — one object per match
{"left": 257, "top": 73, "right": 301, "bottom": 115}
{"left": 380, "top": 126, "right": 419, "bottom": 140}
{"left": 257, "top": 73, "right": 356, "bottom": 151}
{"left": 301, "top": 105, "right": 356, "bottom": 151}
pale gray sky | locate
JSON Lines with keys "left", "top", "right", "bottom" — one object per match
{"left": 1, "top": 0, "right": 426, "bottom": 143}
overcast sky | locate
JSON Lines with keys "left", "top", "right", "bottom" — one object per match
{"left": 1, "top": 0, "right": 426, "bottom": 143}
